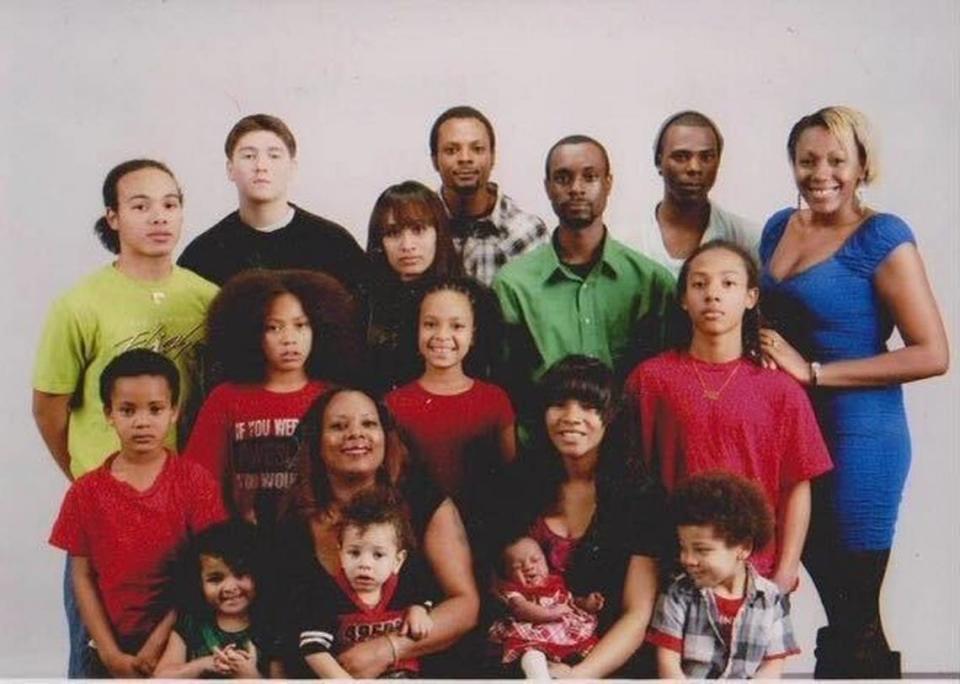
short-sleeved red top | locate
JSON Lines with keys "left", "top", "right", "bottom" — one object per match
{"left": 386, "top": 379, "right": 514, "bottom": 498}
{"left": 625, "top": 350, "right": 833, "bottom": 575}
{"left": 50, "top": 452, "right": 226, "bottom": 639}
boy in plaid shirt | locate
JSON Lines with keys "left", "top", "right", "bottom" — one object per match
{"left": 647, "top": 472, "right": 799, "bottom": 678}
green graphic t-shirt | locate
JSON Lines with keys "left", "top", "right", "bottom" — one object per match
{"left": 33, "top": 265, "right": 217, "bottom": 477}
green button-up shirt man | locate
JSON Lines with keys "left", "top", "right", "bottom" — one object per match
{"left": 494, "top": 231, "right": 676, "bottom": 383}
{"left": 492, "top": 135, "right": 677, "bottom": 426}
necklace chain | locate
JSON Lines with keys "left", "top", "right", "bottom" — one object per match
{"left": 692, "top": 360, "right": 740, "bottom": 400}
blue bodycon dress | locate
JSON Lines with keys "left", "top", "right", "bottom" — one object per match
{"left": 759, "top": 208, "right": 915, "bottom": 551}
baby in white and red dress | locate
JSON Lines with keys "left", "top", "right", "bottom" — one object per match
{"left": 488, "top": 535, "right": 603, "bottom": 680}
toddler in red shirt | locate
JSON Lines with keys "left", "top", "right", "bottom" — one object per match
{"left": 49, "top": 349, "right": 226, "bottom": 678}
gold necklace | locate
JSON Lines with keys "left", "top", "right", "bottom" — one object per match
{"left": 692, "top": 360, "right": 740, "bottom": 401}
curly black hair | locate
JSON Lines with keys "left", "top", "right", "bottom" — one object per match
{"left": 670, "top": 471, "right": 774, "bottom": 551}
{"left": 204, "top": 269, "right": 363, "bottom": 386}
{"left": 171, "top": 519, "right": 265, "bottom": 623}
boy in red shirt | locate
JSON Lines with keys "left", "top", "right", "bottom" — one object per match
{"left": 49, "top": 349, "right": 225, "bottom": 677}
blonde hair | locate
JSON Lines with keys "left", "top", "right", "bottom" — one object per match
{"left": 787, "top": 106, "right": 878, "bottom": 184}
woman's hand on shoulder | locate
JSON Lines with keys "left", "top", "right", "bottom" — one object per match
{"left": 760, "top": 328, "right": 812, "bottom": 384}
{"left": 763, "top": 242, "right": 949, "bottom": 388}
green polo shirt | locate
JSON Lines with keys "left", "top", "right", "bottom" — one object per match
{"left": 492, "top": 230, "right": 677, "bottom": 386}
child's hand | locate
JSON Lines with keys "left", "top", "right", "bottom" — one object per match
{"left": 211, "top": 646, "right": 238, "bottom": 676}
{"left": 133, "top": 633, "right": 167, "bottom": 676}
{"left": 549, "top": 602, "right": 572, "bottom": 619}
{"left": 198, "top": 654, "right": 220, "bottom": 676}
{"left": 227, "top": 642, "right": 260, "bottom": 679}
{"left": 401, "top": 605, "right": 434, "bottom": 640}
{"left": 548, "top": 661, "right": 575, "bottom": 679}
{"left": 102, "top": 650, "right": 141, "bottom": 678}
{"left": 772, "top": 567, "right": 800, "bottom": 595}
{"left": 577, "top": 591, "right": 605, "bottom": 614}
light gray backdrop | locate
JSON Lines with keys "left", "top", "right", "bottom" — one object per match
{"left": 1, "top": 0, "right": 957, "bottom": 676}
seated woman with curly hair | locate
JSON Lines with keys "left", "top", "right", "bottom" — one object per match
{"left": 276, "top": 386, "right": 479, "bottom": 678}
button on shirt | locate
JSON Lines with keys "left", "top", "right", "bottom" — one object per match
{"left": 492, "top": 230, "right": 677, "bottom": 385}
{"left": 442, "top": 183, "right": 549, "bottom": 286}
{"left": 646, "top": 564, "right": 800, "bottom": 679}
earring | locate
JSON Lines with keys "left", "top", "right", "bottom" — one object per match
{"left": 796, "top": 191, "right": 803, "bottom": 211}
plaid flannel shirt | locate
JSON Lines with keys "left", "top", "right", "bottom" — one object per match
{"left": 442, "top": 183, "right": 549, "bottom": 285}
{"left": 646, "top": 564, "right": 800, "bottom": 678}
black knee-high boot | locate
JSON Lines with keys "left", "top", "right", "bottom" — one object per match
{"left": 808, "top": 550, "right": 900, "bottom": 679}
{"left": 813, "top": 626, "right": 847, "bottom": 679}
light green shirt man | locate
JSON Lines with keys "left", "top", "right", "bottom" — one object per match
{"left": 33, "top": 265, "right": 216, "bottom": 477}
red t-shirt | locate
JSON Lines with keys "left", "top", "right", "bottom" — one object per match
{"left": 49, "top": 452, "right": 226, "bottom": 639}
{"left": 183, "top": 380, "right": 326, "bottom": 523}
{"left": 714, "top": 594, "right": 745, "bottom": 647}
{"left": 624, "top": 350, "right": 833, "bottom": 576}
{"left": 385, "top": 379, "right": 514, "bottom": 497}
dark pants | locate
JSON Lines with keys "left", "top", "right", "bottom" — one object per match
{"left": 803, "top": 491, "right": 901, "bottom": 678}
{"left": 64, "top": 556, "right": 91, "bottom": 678}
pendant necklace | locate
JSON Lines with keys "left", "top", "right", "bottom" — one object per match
{"left": 692, "top": 360, "right": 740, "bottom": 400}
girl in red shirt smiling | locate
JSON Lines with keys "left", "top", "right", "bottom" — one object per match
{"left": 386, "top": 277, "right": 515, "bottom": 503}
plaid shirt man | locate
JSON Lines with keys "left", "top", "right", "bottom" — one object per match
{"left": 442, "top": 183, "right": 548, "bottom": 286}
{"left": 646, "top": 563, "right": 800, "bottom": 678}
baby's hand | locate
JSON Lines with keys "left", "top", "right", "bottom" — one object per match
{"left": 576, "top": 591, "right": 605, "bottom": 614}
{"left": 549, "top": 602, "right": 572, "bottom": 619}
{"left": 402, "top": 604, "right": 434, "bottom": 640}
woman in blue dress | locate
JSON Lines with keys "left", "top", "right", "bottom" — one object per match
{"left": 758, "top": 106, "right": 948, "bottom": 679}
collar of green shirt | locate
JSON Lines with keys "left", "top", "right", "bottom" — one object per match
{"left": 539, "top": 227, "right": 629, "bottom": 283}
